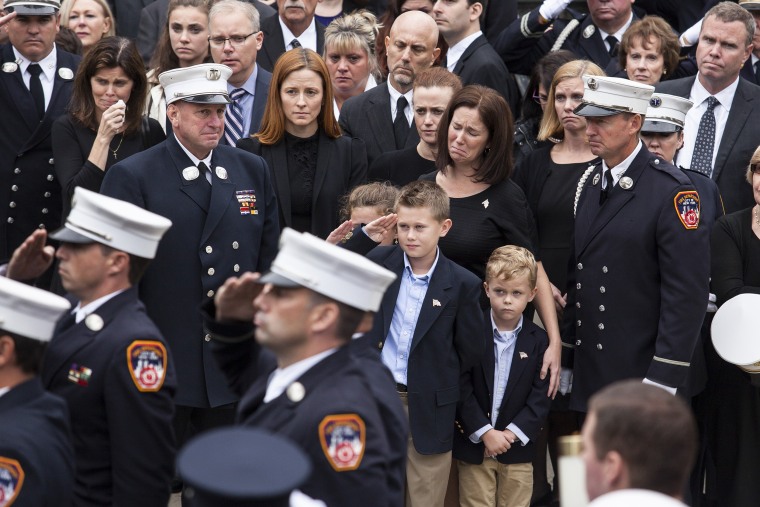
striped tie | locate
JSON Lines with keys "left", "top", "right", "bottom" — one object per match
{"left": 224, "top": 88, "right": 247, "bottom": 146}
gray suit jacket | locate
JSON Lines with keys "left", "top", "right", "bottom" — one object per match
{"left": 656, "top": 76, "right": 760, "bottom": 214}
{"left": 339, "top": 84, "right": 420, "bottom": 168}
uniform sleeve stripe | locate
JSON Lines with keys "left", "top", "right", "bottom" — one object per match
{"left": 653, "top": 356, "right": 690, "bottom": 367}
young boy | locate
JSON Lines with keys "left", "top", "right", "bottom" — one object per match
{"left": 364, "top": 180, "right": 485, "bottom": 507}
{"left": 453, "top": 245, "right": 552, "bottom": 507}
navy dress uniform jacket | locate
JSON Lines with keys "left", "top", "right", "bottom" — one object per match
{"left": 203, "top": 307, "right": 406, "bottom": 507}
{"left": 0, "top": 45, "right": 80, "bottom": 261}
{"left": 562, "top": 147, "right": 710, "bottom": 411}
{"left": 100, "top": 135, "right": 280, "bottom": 408}
{"left": 41, "top": 287, "right": 176, "bottom": 506}
{"left": 363, "top": 245, "right": 485, "bottom": 455}
{"left": 0, "top": 378, "right": 75, "bottom": 507}
{"left": 237, "top": 132, "right": 368, "bottom": 239}
{"left": 656, "top": 76, "right": 760, "bottom": 214}
{"left": 492, "top": 7, "right": 631, "bottom": 78}
{"left": 453, "top": 313, "right": 550, "bottom": 465}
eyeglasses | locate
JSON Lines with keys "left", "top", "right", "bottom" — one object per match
{"left": 208, "top": 32, "right": 257, "bottom": 48}
{"left": 532, "top": 91, "right": 548, "bottom": 106}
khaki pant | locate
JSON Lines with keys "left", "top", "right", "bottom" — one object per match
{"left": 399, "top": 391, "right": 452, "bottom": 507}
{"left": 458, "top": 459, "right": 533, "bottom": 507}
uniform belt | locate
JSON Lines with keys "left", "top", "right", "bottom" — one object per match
{"left": 395, "top": 383, "right": 407, "bottom": 393}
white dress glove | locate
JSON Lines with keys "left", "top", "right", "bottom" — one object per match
{"left": 680, "top": 19, "right": 703, "bottom": 47}
{"left": 539, "top": 0, "right": 572, "bottom": 21}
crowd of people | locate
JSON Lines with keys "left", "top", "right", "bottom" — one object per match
{"left": 1, "top": 0, "right": 760, "bottom": 506}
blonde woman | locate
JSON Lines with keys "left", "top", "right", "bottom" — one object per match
{"left": 60, "top": 0, "right": 115, "bottom": 54}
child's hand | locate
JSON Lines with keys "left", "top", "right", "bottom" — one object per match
{"left": 482, "top": 429, "right": 511, "bottom": 457}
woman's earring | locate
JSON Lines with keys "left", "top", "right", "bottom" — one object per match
{"left": 484, "top": 147, "right": 491, "bottom": 155}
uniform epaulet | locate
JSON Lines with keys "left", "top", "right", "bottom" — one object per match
{"left": 649, "top": 156, "right": 692, "bottom": 185}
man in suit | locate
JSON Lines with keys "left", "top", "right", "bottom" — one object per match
{"left": 203, "top": 228, "right": 403, "bottom": 507}
{"left": 0, "top": 277, "right": 74, "bottom": 507}
{"left": 433, "top": 0, "right": 519, "bottom": 116}
{"left": 100, "top": 63, "right": 280, "bottom": 453}
{"left": 37, "top": 187, "right": 176, "bottom": 506}
{"left": 340, "top": 11, "right": 440, "bottom": 167}
{"left": 209, "top": 0, "right": 272, "bottom": 145}
{"left": 493, "top": 0, "right": 635, "bottom": 78}
{"left": 563, "top": 75, "right": 709, "bottom": 413}
{"left": 257, "top": 0, "right": 325, "bottom": 72}
{"left": 657, "top": 1, "right": 760, "bottom": 214}
{"left": 136, "top": 0, "right": 275, "bottom": 68}
{"left": 0, "top": 0, "right": 80, "bottom": 269}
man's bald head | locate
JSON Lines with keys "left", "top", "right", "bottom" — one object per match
{"left": 385, "top": 10, "right": 441, "bottom": 94}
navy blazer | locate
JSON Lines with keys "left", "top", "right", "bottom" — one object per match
{"left": 257, "top": 14, "right": 325, "bottom": 72}
{"left": 218, "top": 67, "right": 272, "bottom": 145}
{"left": 363, "top": 246, "right": 485, "bottom": 454}
{"left": 453, "top": 313, "right": 550, "bottom": 465}
{"left": 0, "top": 378, "right": 75, "bottom": 507}
{"left": 237, "top": 132, "right": 368, "bottom": 238}
{"left": 41, "top": 287, "right": 176, "bottom": 506}
{"left": 562, "top": 147, "right": 709, "bottom": 411}
{"left": 100, "top": 135, "right": 280, "bottom": 407}
{"left": 339, "top": 83, "right": 420, "bottom": 167}
{"left": 0, "top": 45, "right": 81, "bottom": 261}
{"left": 656, "top": 76, "right": 760, "bottom": 214}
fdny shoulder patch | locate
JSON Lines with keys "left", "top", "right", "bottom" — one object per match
{"left": 0, "top": 457, "right": 24, "bottom": 506}
{"left": 319, "top": 414, "right": 366, "bottom": 472}
{"left": 126, "top": 341, "right": 167, "bottom": 392}
{"left": 674, "top": 191, "right": 701, "bottom": 230}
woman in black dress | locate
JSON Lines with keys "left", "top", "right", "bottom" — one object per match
{"left": 237, "top": 48, "right": 367, "bottom": 238}
{"left": 706, "top": 149, "right": 760, "bottom": 507}
{"left": 420, "top": 84, "right": 562, "bottom": 395}
{"left": 52, "top": 36, "right": 165, "bottom": 218}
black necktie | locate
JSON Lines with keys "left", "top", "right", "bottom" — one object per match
{"left": 393, "top": 96, "right": 410, "bottom": 150}
{"left": 28, "top": 63, "right": 45, "bottom": 119}
{"left": 605, "top": 35, "right": 618, "bottom": 58}
{"left": 599, "top": 169, "right": 614, "bottom": 204}
{"left": 754, "top": 61, "right": 760, "bottom": 86}
{"left": 198, "top": 162, "right": 212, "bottom": 185}
{"left": 290, "top": 38, "right": 301, "bottom": 49}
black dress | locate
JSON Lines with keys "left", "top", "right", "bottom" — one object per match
{"left": 52, "top": 115, "right": 165, "bottom": 217}
{"left": 706, "top": 207, "right": 760, "bottom": 507}
{"left": 369, "top": 146, "right": 436, "bottom": 187}
{"left": 284, "top": 131, "right": 319, "bottom": 234}
{"left": 513, "top": 146, "right": 599, "bottom": 293}
{"left": 419, "top": 171, "right": 539, "bottom": 282}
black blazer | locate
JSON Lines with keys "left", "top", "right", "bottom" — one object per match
{"left": 237, "top": 132, "right": 368, "bottom": 238}
{"left": 363, "top": 246, "right": 485, "bottom": 454}
{"left": 339, "top": 84, "right": 420, "bottom": 167}
{"left": 257, "top": 14, "right": 326, "bottom": 72}
{"left": 656, "top": 76, "right": 760, "bottom": 214}
{"left": 0, "top": 45, "right": 81, "bottom": 261}
{"left": 453, "top": 313, "right": 550, "bottom": 465}
{"left": 451, "top": 34, "right": 520, "bottom": 115}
